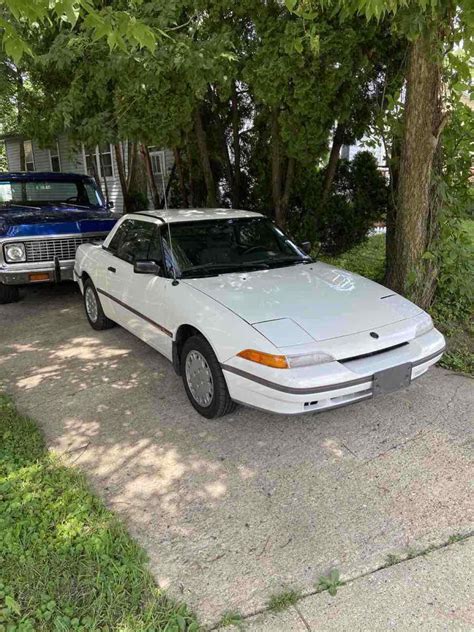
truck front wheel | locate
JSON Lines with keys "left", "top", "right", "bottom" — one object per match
{"left": 0, "top": 283, "right": 20, "bottom": 304}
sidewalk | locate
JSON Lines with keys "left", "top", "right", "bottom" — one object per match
{"left": 226, "top": 536, "right": 474, "bottom": 631}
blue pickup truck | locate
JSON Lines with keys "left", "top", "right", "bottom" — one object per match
{"left": 0, "top": 172, "right": 118, "bottom": 303}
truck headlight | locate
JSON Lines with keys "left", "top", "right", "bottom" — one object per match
{"left": 4, "top": 242, "right": 26, "bottom": 263}
{"left": 415, "top": 313, "right": 434, "bottom": 337}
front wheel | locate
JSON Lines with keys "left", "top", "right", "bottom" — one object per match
{"left": 83, "top": 279, "right": 115, "bottom": 330}
{"left": 181, "top": 335, "right": 237, "bottom": 419}
{"left": 0, "top": 283, "right": 20, "bottom": 305}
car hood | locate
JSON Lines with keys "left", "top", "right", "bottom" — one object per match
{"left": 184, "top": 261, "right": 423, "bottom": 342}
{"left": 0, "top": 204, "right": 116, "bottom": 237}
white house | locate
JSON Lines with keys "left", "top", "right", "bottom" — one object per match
{"left": 2, "top": 134, "right": 174, "bottom": 214}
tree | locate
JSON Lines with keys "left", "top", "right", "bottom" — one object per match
{"left": 288, "top": 0, "right": 473, "bottom": 308}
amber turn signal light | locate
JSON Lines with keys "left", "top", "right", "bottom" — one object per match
{"left": 237, "top": 349, "right": 288, "bottom": 369}
{"left": 29, "top": 273, "right": 50, "bottom": 282}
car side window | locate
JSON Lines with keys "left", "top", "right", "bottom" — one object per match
{"left": 115, "top": 220, "right": 156, "bottom": 264}
{"left": 107, "top": 220, "right": 130, "bottom": 254}
{"left": 147, "top": 227, "right": 163, "bottom": 264}
{"left": 107, "top": 219, "right": 157, "bottom": 264}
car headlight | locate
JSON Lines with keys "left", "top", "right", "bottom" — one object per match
{"left": 415, "top": 313, "right": 434, "bottom": 337}
{"left": 4, "top": 242, "right": 26, "bottom": 263}
{"left": 237, "top": 349, "right": 335, "bottom": 369}
{"left": 286, "top": 352, "right": 335, "bottom": 368}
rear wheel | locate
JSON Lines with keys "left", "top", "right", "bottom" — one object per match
{"left": 0, "top": 283, "right": 20, "bottom": 305}
{"left": 181, "top": 335, "right": 237, "bottom": 419}
{"left": 83, "top": 279, "right": 115, "bottom": 330}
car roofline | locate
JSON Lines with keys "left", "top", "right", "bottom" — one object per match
{"left": 128, "top": 208, "right": 265, "bottom": 224}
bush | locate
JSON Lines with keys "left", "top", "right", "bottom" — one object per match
{"left": 289, "top": 151, "right": 389, "bottom": 254}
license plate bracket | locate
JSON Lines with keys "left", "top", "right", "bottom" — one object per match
{"left": 373, "top": 363, "right": 412, "bottom": 396}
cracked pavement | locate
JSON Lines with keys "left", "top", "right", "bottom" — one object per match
{"left": 0, "top": 283, "right": 473, "bottom": 628}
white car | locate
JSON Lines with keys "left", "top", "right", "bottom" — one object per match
{"left": 74, "top": 209, "right": 446, "bottom": 419}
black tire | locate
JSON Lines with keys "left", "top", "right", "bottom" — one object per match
{"left": 181, "top": 334, "right": 237, "bottom": 419}
{"left": 0, "top": 283, "right": 20, "bottom": 305}
{"left": 83, "top": 278, "right": 115, "bottom": 330}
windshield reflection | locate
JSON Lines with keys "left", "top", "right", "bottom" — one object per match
{"left": 162, "top": 217, "right": 310, "bottom": 278}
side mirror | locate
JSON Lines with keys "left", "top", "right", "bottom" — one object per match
{"left": 300, "top": 241, "right": 312, "bottom": 255}
{"left": 133, "top": 260, "right": 161, "bottom": 275}
{"left": 106, "top": 201, "right": 114, "bottom": 209}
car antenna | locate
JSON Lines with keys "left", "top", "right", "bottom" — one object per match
{"left": 161, "top": 153, "right": 179, "bottom": 286}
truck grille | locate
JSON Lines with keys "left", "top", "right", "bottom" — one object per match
{"left": 24, "top": 236, "right": 103, "bottom": 263}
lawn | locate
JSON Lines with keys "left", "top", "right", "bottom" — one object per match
{"left": 0, "top": 395, "right": 199, "bottom": 632}
{"left": 322, "top": 225, "right": 473, "bottom": 375}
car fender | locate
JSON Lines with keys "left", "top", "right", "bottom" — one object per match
{"left": 167, "top": 280, "right": 279, "bottom": 365}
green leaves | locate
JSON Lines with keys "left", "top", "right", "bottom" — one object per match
{"left": 0, "top": 0, "right": 157, "bottom": 63}
{"left": 317, "top": 568, "right": 343, "bottom": 596}
{"left": 4, "top": 595, "right": 21, "bottom": 616}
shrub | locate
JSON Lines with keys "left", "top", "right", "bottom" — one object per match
{"left": 289, "top": 151, "right": 389, "bottom": 254}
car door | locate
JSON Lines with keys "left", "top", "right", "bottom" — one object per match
{"left": 102, "top": 218, "right": 172, "bottom": 359}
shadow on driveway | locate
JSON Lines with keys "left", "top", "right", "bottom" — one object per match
{"left": 1, "top": 283, "right": 472, "bottom": 625}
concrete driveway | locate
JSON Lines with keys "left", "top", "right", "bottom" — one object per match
{"left": 0, "top": 283, "right": 473, "bottom": 628}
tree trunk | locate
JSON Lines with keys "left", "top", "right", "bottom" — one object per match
{"left": 271, "top": 108, "right": 282, "bottom": 223}
{"left": 140, "top": 143, "right": 161, "bottom": 208}
{"left": 221, "top": 131, "right": 234, "bottom": 196}
{"left": 321, "top": 123, "right": 345, "bottom": 207}
{"left": 385, "top": 135, "right": 400, "bottom": 282}
{"left": 271, "top": 109, "right": 295, "bottom": 228}
{"left": 279, "top": 157, "right": 295, "bottom": 228}
{"left": 99, "top": 151, "right": 110, "bottom": 204}
{"left": 194, "top": 109, "right": 217, "bottom": 207}
{"left": 386, "top": 31, "right": 445, "bottom": 308}
{"left": 19, "top": 138, "right": 25, "bottom": 171}
{"left": 185, "top": 134, "right": 196, "bottom": 207}
{"left": 231, "top": 82, "right": 241, "bottom": 208}
{"left": 15, "top": 68, "right": 25, "bottom": 170}
{"left": 87, "top": 147, "right": 103, "bottom": 197}
{"left": 173, "top": 147, "right": 189, "bottom": 207}
{"left": 114, "top": 142, "right": 130, "bottom": 211}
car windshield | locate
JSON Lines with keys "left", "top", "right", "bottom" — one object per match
{"left": 0, "top": 178, "right": 104, "bottom": 209}
{"left": 162, "top": 217, "right": 310, "bottom": 278}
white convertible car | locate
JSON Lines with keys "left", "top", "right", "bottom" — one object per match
{"left": 74, "top": 209, "right": 445, "bottom": 418}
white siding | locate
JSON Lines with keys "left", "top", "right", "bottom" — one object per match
{"left": 5, "top": 137, "right": 21, "bottom": 170}
{"left": 31, "top": 141, "right": 52, "bottom": 171}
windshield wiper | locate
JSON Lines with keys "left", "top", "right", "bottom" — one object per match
{"left": 58, "top": 202, "right": 93, "bottom": 210}
{"left": 181, "top": 261, "right": 270, "bottom": 277}
{"left": 10, "top": 203, "right": 41, "bottom": 210}
{"left": 266, "top": 256, "right": 312, "bottom": 267}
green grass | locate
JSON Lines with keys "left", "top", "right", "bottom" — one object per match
{"left": 218, "top": 611, "right": 244, "bottom": 628}
{"left": 266, "top": 590, "right": 301, "bottom": 612}
{"left": 0, "top": 395, "right": 199, "bottom": 632}
{"left": 322, "top": 229, "right": 473, "bottom": 375}
{"left": 320, "top": 233, "right": 386, "bottom": 283}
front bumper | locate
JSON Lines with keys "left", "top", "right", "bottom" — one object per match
{"left": 222, "top": 328, "right": 446, "bottom": 415}
{"left": 0, "top": 259, "right": 75, "bottom": 285}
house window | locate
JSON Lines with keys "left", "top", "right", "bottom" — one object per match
{"left": 49, "top": 144, "right": 61, "bottom": 172}
{"left": 82, "top": 144, "right": 114, "bottom": 179}
{"left": 149, "top": 147, "right": 164, "bottom": 177}
{"left": 99, "top": 144, "right": 113, "bottom": 178}
{"left": 24, "top": 140, "right": 35, "bottom": 171}
{"left": 84, "top": 147, "right": 99, "bottom": 177}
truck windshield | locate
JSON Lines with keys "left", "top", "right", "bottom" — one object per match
{"left": 0, "top": 179, "right": 104, "bottom": 208}
{"left": 162, "top": 217, "right": 311, "bottom": 278}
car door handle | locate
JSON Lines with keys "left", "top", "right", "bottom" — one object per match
{"left": 107, "top": 266, "right": 116, "bottom": 273}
